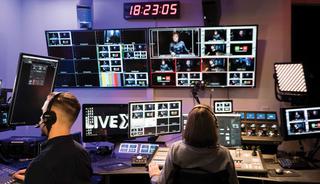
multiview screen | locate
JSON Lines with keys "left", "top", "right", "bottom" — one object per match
{"left": 129, "top": 100, "right": 182, "bottom": 138}
{"left": 46, "top": 25, "right": 257, "bottom": 88}
{"left": 46, "top": 29, "right": 148, "bottom": 88}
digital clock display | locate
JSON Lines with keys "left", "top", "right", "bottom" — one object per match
{"left": 124, "top": 1, "right": 180, "bottom": 19}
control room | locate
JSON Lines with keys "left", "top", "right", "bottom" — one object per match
{"left": 0, "top": 0, "right": 319, "bottom": 184}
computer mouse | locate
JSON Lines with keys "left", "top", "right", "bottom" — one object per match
{"left": 275, "top": 168, "right": 284, "bottom": 175}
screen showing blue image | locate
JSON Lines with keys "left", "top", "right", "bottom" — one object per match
{"left": 267, "top": 113, "right": 277, "bottom": 120}
{"left": 246, "top": 112, "right": 255, "bottom": 119}
{"left": 239, "top": 112, "right": 245, "bottom": 119}
{"left": 256, "top": 113, "right": 266, "bottom": 120}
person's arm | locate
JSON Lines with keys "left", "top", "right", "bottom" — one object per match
{"left": 12, "top": 169, "right": 26, "bottom": 181}
{"left": 169, "top": 43, "right": 175, "bottom": 55}
{"left": 149, "top": 145, "right": 176, "bottom": 184}
{"left": 181, "top": 41, "right": 190, "bottom": 54}
{"left": 226, "top": 150, "right": 239, "bottom": 184}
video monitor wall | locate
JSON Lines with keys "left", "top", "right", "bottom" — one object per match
{"left": 149, "top": 26, "right": 257, "bottom": 87}
{"left": 46, "top": 29, "right": 149, "bottom": 87}
{"left": 46, "top": 25, "right": 257, "bottom": 88}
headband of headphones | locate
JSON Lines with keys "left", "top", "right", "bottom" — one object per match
{"left": 46, "top": 92, "right": 62, "bottom": 112}
{"left": 42, "top": 92, "right": 62, "bottom": 131}
{"left": 190, "top": 104, "right": 218, "bottom": 127}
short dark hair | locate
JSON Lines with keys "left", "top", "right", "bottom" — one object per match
{"left": 50, "top": 92, "right": 80, "bottom": 124}
{"left": 183, "top": 104, "right": 218, "bottom": 148}
{"left": 172, "top": 32, "right": 179, "bottom": 36}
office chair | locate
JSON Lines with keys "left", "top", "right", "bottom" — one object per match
{"left": 170, "top": 167, "right": 230, "bottom": 184}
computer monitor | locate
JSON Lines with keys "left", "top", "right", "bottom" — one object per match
{"left": 8, "top": 53, "right": 59, "bottom": 126}
{"left": 82, "top": 104, "right": 129, "bottom": 142}
{"left": 129, "top": 100, "right": 182, "bottom": 138}
{"left": 216, "top": 114, "right": 241, "bottom": 147}
{"left": 281, "top": 106, "right": 320, "bottom": 140}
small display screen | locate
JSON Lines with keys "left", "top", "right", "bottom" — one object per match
{"left": 256, "top": 113, "right": 266, "bottom": 120}
{"left": 129, "top": 100, "right": 182, "bottom": 137}
{"left": 246, "top": 112, "right": 255, "bottom": 120}
{"left": 267, "top": 113, "right": 277, "bottom": 120}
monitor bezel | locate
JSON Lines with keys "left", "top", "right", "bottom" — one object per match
{"left": 128, "top": 100, "right": 183, "bottom": 138}
{"left": 8, "top": 53, "right": 59, "bottom": 126}
{"left": 280, "top": 106, "right": 320, "bottom": 140}
{"left": 82, "top": 103, "right": 130, "bottom": 143}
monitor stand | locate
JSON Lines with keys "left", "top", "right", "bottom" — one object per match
{"left": 148, "top": 136, "right": 159, "bottom": 143}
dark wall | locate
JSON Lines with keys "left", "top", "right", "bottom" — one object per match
{"left": 292, "top": 4, "right": 320, "bottom": 105}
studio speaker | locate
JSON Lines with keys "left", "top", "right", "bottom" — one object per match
{"left": 202, "top": 0, "right": 221, "bottom": 26}
{"left": 77, "top": 0, "right": 93, "bottom": 29}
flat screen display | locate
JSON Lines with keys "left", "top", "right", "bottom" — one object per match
{"left": 129, "top": 100, "right": 182, "bottom": 138}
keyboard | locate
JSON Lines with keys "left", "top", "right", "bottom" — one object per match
{"left": 0, "top": 163, "right": 17, "bottom": 184}
{"left": 278, "top": 157, "right": 312, "bottom": 169}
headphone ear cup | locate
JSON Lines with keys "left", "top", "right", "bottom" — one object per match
{"left": 42, "top": 111, "right": 57, "bottom": 126}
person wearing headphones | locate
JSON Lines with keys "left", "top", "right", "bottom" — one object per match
{"left": 148, "top": 104, "right": 238, "bottom": 184}
{"left": 12, "top": 92, "right": 92, "bottom": 184}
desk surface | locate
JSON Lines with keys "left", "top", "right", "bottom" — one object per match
{"left": 92, "top": 154, "right": 320, "bottom": 183}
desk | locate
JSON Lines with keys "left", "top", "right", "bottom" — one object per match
{"left": 92, "top": 154, "right": 320, "bottom": 184}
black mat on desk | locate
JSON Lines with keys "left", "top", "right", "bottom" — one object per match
{"left": 98, "top": 162, "right": 131, "bottom": 171}
{"left": 268, "top": 169, "right": 300, "bottom": 177}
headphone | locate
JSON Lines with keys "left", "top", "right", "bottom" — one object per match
{"left": 42, "top": 92, "right": 62, "bottom": 132}
{"left": 190, "top": 104, "right": 218, "bottom": 127}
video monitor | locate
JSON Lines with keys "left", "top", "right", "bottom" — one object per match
{"left": 149, "top": 27, "right": 200, "bottom": 59}
{"left": 45, "top": 29, "right": 149, "bottom": 88}
{"left": 82, "top": 104, "right": 129, "bottom": 142}
{"left": 214, "top": 100, "right": 233, "bottom": 113}
{"left": 281, "top": 106, "right": 320, "bottom": 140}
{"left": 129, "top": 100, "right": 182, "bottom": 138}
{"left": 216, "top": 114, "right": 241, "bottom": 147}
{"left": 9, "top": 53, "right": 59, "bottom": 126}
{"left": 201, "top": 25, "right": 257, "bottom": 88}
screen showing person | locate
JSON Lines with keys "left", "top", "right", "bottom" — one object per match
{"left": 308, "top": 109, "right": 320, "bottom": 119}
{"left": 231, "top": 29, "right": 253, "bottom": 41}
{"left": 129, "top": 100, "right": 182, "bottom": 138}
{"left": 289, "top": 111, "right": 305, "bottom": 121}
{"left": 152, "top": 59, "right": 174, "bottom": 72}
{"left": 149, "top": 28, "right": 199, "bottom": 58}
{"left": 229, "top": 58, "right": 254, "bottom": 71}
{"left": 170, "top": 32, "right": 190, "bottom": 56}
{"left": 205, "top": 44, "right": 226, "bottom": 56}
{"left": 176, "top": 59, "right": 201, "bottom": 72}
{"left": 104, "top": 30, "right": 121, "bottom": 44}
{"left": 290, "top": 122, "right": 306, "bottom": 133}
{"left": 205, "top": 29, "right": 226, "bottom": 41}
{"left": 203, "top": 58, "right": 227, "bottom": 71}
